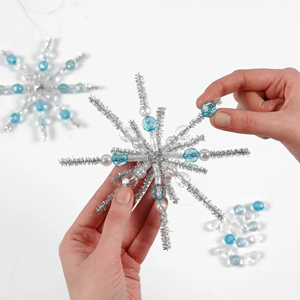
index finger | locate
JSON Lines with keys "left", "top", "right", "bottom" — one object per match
{"left": 196, "top": 69, "right": 278, "bottom": 109}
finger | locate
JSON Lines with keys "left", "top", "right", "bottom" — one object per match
{"left": 127, "top": 200, "right": 162, "bottom": 264}
{"left": 96, "top": 187, "right": 134, "bottom": 257}
{"left": 233, "top": 91, "right": 285, "bottom": 112}
{"left": 72, "top": 163, "right": 136, "bottom": 230}
{"left": 210, "top": 108, "right": 284, "bottom": 140}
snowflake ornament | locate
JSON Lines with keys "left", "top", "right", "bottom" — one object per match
{"left": 0, "top": 37, "right": 98, "bottom": 141}
{"left": 59, "top": 74, "right": 250, "bottom": 250}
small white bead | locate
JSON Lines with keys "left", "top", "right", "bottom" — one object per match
{"left": 142, "top": 161, "right": 151, "bottom": 170}
{"left": 134, "top": 166, "right": 147, "bottom": 178}
{"left": 139, "top": 105, "right": 151, "bottom": 117}
{"left": 101, "top": 154, "right": 112, "bottom": 166}
{"left": 132, "top": 137, "right": 144, "bottom": 149}
{"left": 175, "top": 172, "right": 191, "bottom": 187}
{"left": 199, "top": 149, "right": 210, "bottom": 161}
{"left": 155, "top": 200, "right": 168, "bottom": 213}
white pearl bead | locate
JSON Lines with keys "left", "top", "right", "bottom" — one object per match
{"left": 155, "top": 200, "right": 168, "bottom": 213}
{"left": 175, "top": 125, "right": 190, "bottom": 140}
{"left": 199, "top": 149, "right": 210, "bottom": 161}
{"left": 100, "top": 154, "right": 112, "bottom": 166}
{"left": 134, "top": 166, "right": 147, "bottom": 178}
{"left": 175, "top": 172, "right": 190, "bottom": 187}
{"left": 119, "top": 127, "right": 135, "bottom": 142}
{"left": 132, "top": 137, "right": 144, "bottom": 149}
{"left": 122, "top": 174, "right": 138, "bottom": 188}
{"left": 165, "top": 136, "right": 178, "bottom": 147}
{"left": 142, "top": 161, "right": 151, "bottom": 170}
{"left": 139, "top": 105, "right": 151, "bottom": 117}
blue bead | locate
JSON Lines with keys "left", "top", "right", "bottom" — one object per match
{"left": 58, "top": 83, "right": 70, "bottom": 93}
{"left": 151, "top": 184, "right": 167, "bottom": 201}
{"left": 233, "top": 204, "right": 245, "bottom": 215}
{"left": 10, "top": 113, "right": 20, "bottom": 124}
{"left": 12, "top": 84, "right": 23, "bottom": 94}
{"left": 112, "top": 151, "right": 128, "bottom": 166}
{"left": 236, "top": 237, "right": 247, "bottom": 248}
{"left": 35, "top": 101, "right": 46, "bottom": 112}
{"left": 142, "top": 116, "right": 157, "bottom": 132}
{"left": 224, "top": 234, "right": 236, "bottom": 245}
{"left": 60, "top": 109, "right": 71, "bottom": 120}
{"left": 7, "top": 54, "right": 17, "bottom": 65}
{"left": 247, "top": 221, "right": 259, "bottom": 231}
{"left": 65, "top": 60, "right": 76, "bottom": 70}
{"left": 38, "top": 61, "right": 49, "bottom": 71}
{"left": 38, "top": 115, "right": 47, "bottom": 126}
{"left": 230, "top": 255, "right": 241, "bottom": 266}
{"left": 201, "top": 102, "right": 217, "bottom": 118}
{"left": 253, "top": 201, "right": 265, "bottom": 211}
{"left": 183, "top": 148, "right": 200, "bottom": 163}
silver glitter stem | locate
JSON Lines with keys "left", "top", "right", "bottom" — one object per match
{"left": 40, "top": 125, "right": 47, "bottom": 142}
{"left": 168, "top": 135, "right": 205, "bottom": 152}
{"left": 163, "top": 176, "right": 180, "bottom": 204}
{"left": 166, "top": 160, "right": 208, "bottom": 175}
{"left": 59, "top": 157, "right": 102, "bottom": 167}
{"left": 134, "top": 169, "right": 154, "bottom": 204}
{"left": 110, "top": 147, "right": 142, "bottom": 156}
{"left": 68, "top": 117, "right": 80, "bottom": 129}
{"left": 96, "top": 187, "right": 121, "bottom": 213}
{"left": 209, "top": 148, "right": 250, "bottom": 159}
{"left": 176, "top": 113, "right": 205, "bottom": 138}
{"left": 135, "top": 73, "right": 148, "bottom": 106}
{"left": 110, "top": 165, "right": 139, "bottom": 184}
{"left": 129, "top": 120, "right": 152, "bottom": 153}
{"left": 215, "top": 97, "right": 222, "bottom": 106}
{"left": 160, "top": 212, "right": 171, "bottom": 251}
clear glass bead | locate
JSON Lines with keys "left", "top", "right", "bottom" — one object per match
{"left": 175, "top": 172, "right": 190, "bottom": 187}
{"left": 175, "top": 125, "right": 189, "bottom": 140}
{"left": 199, "top": 149, "right": 210, "bottom": 161}
{"left": 166, "top": 136, "right": 178, "bottom": 147}
{"left": 230, "top": 224, "right": 244, "bottom": 236}
{"left": 220, "top": 222, "right": 231, "bottom": 233}
{"left": 119, "top": 127, "right": 135, "bottom": 142}
{"left": 245, "top": 212, "right": 257, "bottom": 221}
{"left": 247, "top": 221, "right": 259, "bottom": 231}
{"left": 210, "top": 219, "right": 221, "bottom": 230}
{"left": 139, "top": 105, "right": 151, "bottom": 117}
{"left": 134, "top": 165, "right": 147, "bottom": 179}
{"left": 249, "top": 235, "right": 263, "bottom": 243}
{"left": 101, "top": 154, "right": 112, "bottom": 166}
{"left": 213, "top": 246, "right": 227, "bottom": 255}
{"left": 155, "top": 200, "right": 168, "bottom": 213}
{"left": 243, "top": 251, "right": 261, "bottom": 265}
{"left": 122, "top": 174, "right": 138, "bottom": 189}
{"left": 164, "top": 164, "right": 177, "bottom": 177}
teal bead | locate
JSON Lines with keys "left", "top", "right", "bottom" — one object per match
{"left": 10, "top": 112, "right": 20, "bottom": 124}
{"left": 253, "top": 201, "right": 265, "bottom": 211}
{"left": 38, "top": 115, "right": 47, "bottom": 126}
{"left": 58, "top": 84, "right": 70, "bottom": 93}
{"left": 65, "top": 60, "right": 76, "bottom": 70}
{"left": 230, "top": 255, "right": 241, "bottom": 266}
{"left": 224, "top": 234, "right": 235, "bottom": 245}
{"left": 233, "top": 204, "right": 245, "bottom": 215}
{"left": 236, "top": 237, "right": 247, "bottom": 248}
{"left": 248, "top": 221, "right": 259, "bottom": 231}
{"left": 111, "top": 151, "right": 128, "bottom": 166}
{"left": 201, "top": 102, "right": 217, "bottom": 118}
{"left": 7, "top": 54, "right": 17, "bottom": 65}
{"left": 35, "top": 101, "right": 46, "bottom": 112}
{"left": 142, "top": 116, "right": 157, "bottom": 132}
{"left": 151, "top": 184, "right": 167, "bottom": 201}
{"left": 75, "top": 83, "right": 86, "bottom": 92}
{"left": 60, "top": 109, "right": 71, "bottom": 120}
{"left": 183, "top": 148, "right": 200, "bottom": 163}
{"left": 12, "top": 84, "right": 23, "bottom": 94}
{"left": 38, "top": 61, "right": 49, "bottom": 71}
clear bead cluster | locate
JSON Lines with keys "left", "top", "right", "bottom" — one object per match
{"left": 0, "top": 37, "right": 98, "bottom": 141}
{"left": 209, "top": 201, "right": 266, "bottom": 267}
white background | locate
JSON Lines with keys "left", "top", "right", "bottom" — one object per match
{"left": 0, "top": 0, "right": 299, "bottom": 299}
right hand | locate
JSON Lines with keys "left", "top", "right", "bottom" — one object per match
{"left": 196, "top": 68, "right": 300, "bottom": 163}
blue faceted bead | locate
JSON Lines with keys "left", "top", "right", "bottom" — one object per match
{"left": 7, "top": 54, "right": 17, "bottom": 65}
{"left": 253, "top": 201, "right": 265, "bottom": 211}
{"left": 236, "top": 237, "right": 247, "bottom": 248}
{"left": 35, "top": 101, "right": 46, "bottom": 112}
{"left": 183, "top": 148, "right": 200, "bottom": 163}
{"left": 233, "top": 204, "right": 245, "bottom": 215}
{"left": 201, "top": 102, "right": 217, "bottom": 118}
{"left": 38, "top": 61, "right": 49, "bottom": 71}
{"left": 12, "top": 84, "right": 23, "bottom": 94}
{"left": 112, "top": 151, "right": 128, "bottom": 166}
{"left": 60, "top": 109, "right": 71, "bottom": 120}
{"left": 151, "top": 184, "right": 167, "bottom": 201}
{"left": 65, "top": 60, "right": 76, "bottom": 70}
{"left": 230, "top": 255, "right": 241, "bottom": 266}
{"left": 142, "top": 116, "right": 157, "bottom": 132}
{"left": 10, "top": 112, "right": 20, "bottom": 124}
{"left": 58, "top": 83, "right": 70, "bottom": 93}
{"left": 248, "top": 221, "right": 259, "bottom": 231}
{"left": 224, "top": 234, "right": 236, "bottom": 245}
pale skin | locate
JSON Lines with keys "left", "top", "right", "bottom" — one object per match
{"left": 60, "top": 68, "right": 300, "bottom": 300}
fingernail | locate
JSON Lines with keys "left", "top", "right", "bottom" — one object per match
{"left": 115, "top": 188, "right": 132, "bottom": 205}
{"left": 215, "top": 112, "right": 231, "bottom": 128}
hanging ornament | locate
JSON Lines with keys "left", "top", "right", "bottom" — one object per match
{"left": 0, "top": 37, "right": 98, "bottom": 141}
{"left": 59, "top": 73, "right": 250, "bottom": 251}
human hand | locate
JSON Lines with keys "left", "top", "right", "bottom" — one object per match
{"left": 59, "top": 165, "right": 161, "bottom": 300}
{"left": 196, "top": 68, "right": 300, "bottom": 162}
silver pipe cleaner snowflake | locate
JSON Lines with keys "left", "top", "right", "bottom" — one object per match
{"left": 0, "top": 37, "right": 98, "bottom": 141}
{"left": 59, "top": 73, "right": 250, "bottom": 251}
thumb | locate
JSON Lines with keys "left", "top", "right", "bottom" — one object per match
{"left": 210, "top": 108, "right": 284, "bottom": 141}
{"left": 97, "top": 187, "right": 134, "bottom": 256}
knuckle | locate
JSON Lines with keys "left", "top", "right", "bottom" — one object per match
{"left": 106, "top": 210, "right": 125, "bottom": 225}
{"left": 284, "top": 67, "right": 299, "bottom": 75}
{"left": 240, "top": 114, "right": 257, "bottom": 134}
